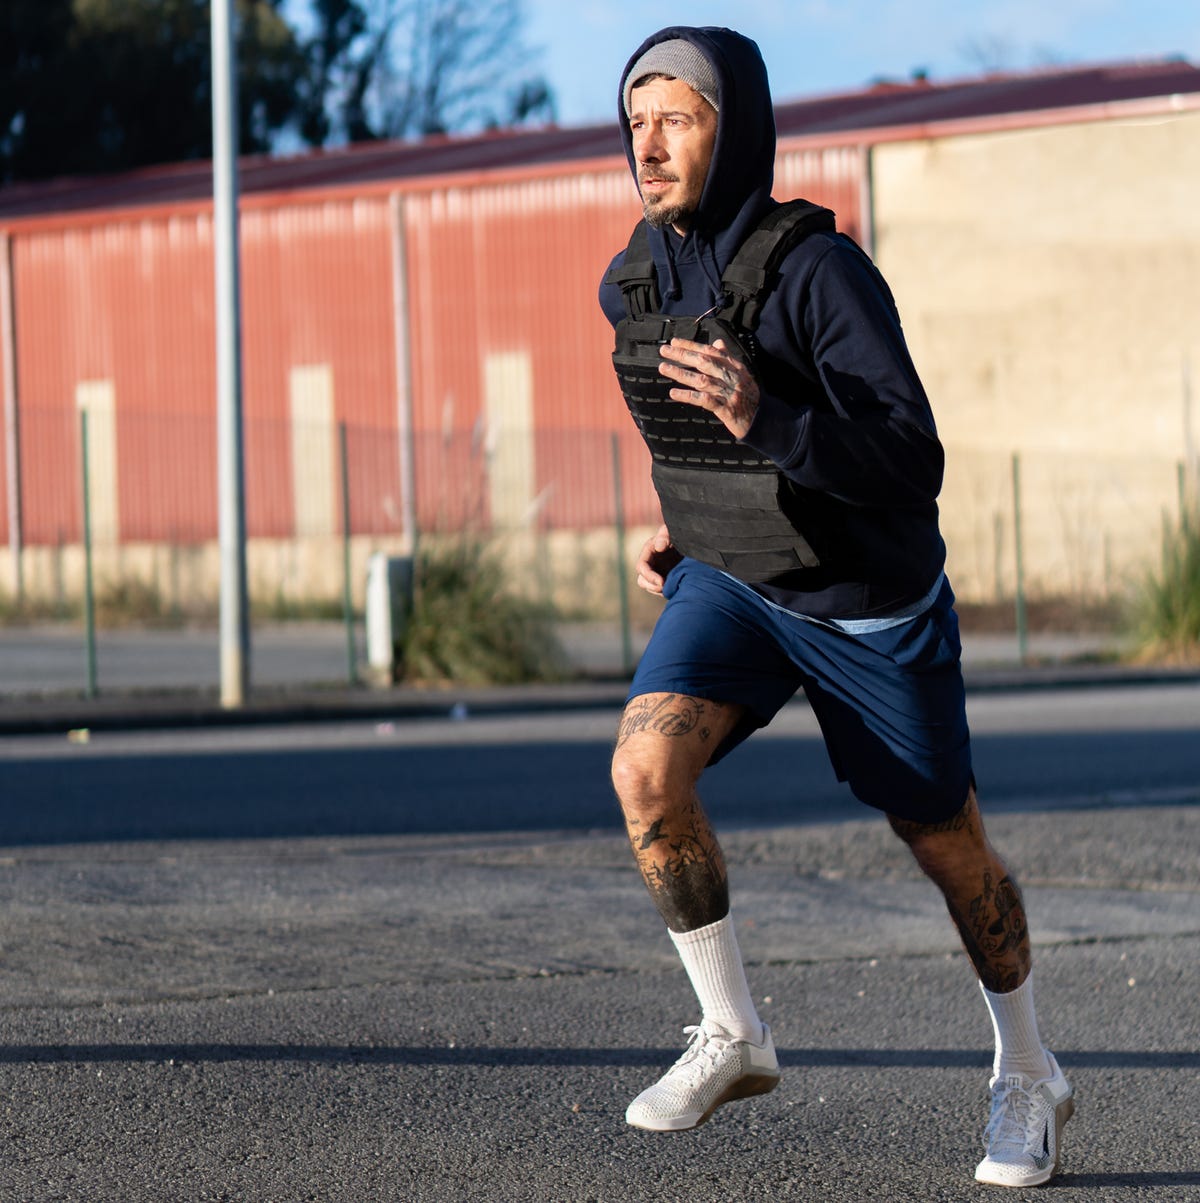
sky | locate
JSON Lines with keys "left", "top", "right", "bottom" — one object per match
{"left": 523, "top": 0, "right": 1200, "bottom": 127}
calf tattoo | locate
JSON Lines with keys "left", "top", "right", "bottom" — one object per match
{"left": 627, "top": 798, "right": 729, "bottom": 932}
{"left": 888, "top": 795, "right": 1032, "bottom": 992}
{"left": 951, "top": 870, "right": 1031, "bottom": 993}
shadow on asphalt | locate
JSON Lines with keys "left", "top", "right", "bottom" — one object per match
{"left": 1057, "top": 1174, "right": 1200, "bottom": 1189}
{"left": 0, "top": 1044, "right": 1194, "bottom": 1069}
{"left": 2, "top": 727, "right": 1198, "bottom": 846}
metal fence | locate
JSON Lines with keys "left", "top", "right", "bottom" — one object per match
{"left": 2, "top": 405, "right": 1194, "bottom": 623}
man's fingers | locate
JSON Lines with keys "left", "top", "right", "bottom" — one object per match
{"left": 635, "top": 561, "right": 664, "bottom": 594}
{"left": 660, "top": 337, "right": 723, "bottom": 376}
{"left": 657, "top": 337, "right": 758, "bottom": 438}
{"left": 660, "top": 339, "right": 742, "bottom": 395}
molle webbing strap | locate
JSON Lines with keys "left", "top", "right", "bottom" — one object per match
{"left": 718, "top": 200, "right": 836, "bottom": 330}
{"left": 651, "top": 461, "right": 822, "bottom": 577}
{"left": 604, "top": 221, "right": 658, "bottom": 319}
{"left": 606, "top": 200, "right": 836, "bottom": 326}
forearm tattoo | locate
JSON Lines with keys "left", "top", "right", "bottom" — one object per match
{"left": 626, "top": 798, "right": 729, "bottom": 932}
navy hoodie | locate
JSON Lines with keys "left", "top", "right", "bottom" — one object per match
{"left": 599, "top": 26, "right": 947, "bottom": 619}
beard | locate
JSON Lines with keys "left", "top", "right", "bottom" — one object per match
{"left": 642, "top": 196, "right": 693, "bottom": 229}
{"left": 639, "top": 169, "right": 699, "bottom": 231}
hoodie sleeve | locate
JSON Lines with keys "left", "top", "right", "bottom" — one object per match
{"left": 739, "top": 237, "right": 945, "bottom": 508}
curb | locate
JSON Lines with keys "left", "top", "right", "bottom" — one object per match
{"left": 1, "top": 665, "right": 1198, "bottom": 738}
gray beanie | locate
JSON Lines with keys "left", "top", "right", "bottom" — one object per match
{"left": 622, "top": 39, "right": 719, "bottom": 116}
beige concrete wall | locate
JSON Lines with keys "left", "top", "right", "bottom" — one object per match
{"left": 0, "top": 527, "right": 654, "bottom": 625}
{"left": 873, "top": 108, "right": 1200, "bottom": 600}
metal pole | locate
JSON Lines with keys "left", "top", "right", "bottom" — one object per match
{"left": 611, "top": 433, "right": 634, "bottom": 676}
{"left": 1179, "top": 460, "right": 1189, "bottom": 535}
{"left": 80, "top": 409, "right": 97, "bottom": 698}
{"left": 1011, "top": 451, "right": 1028, "bottom": 664}
{"left": 1, "top": 232, "right": 22, "bottom": 599}
{"left": 339, "top": 421, "right": 358, "bottom": 685}
{"left": 857, "top": 143, "right": 876, "bottom": 258}
{"left": 389, "top": 193, "right": 419, "bottom": 565}
{"left": 212, "top": 0, "right": 250, "bottom": 708}
{"left": 1184, "top": 354, "right": 1196, "bottom": 499}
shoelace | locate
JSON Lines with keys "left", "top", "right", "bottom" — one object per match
{"left": 668, "top": 1024, "right": 728, "bottom": 1087}
{"left": 982, "top": 1075, "right": 1036, "bottom": 1155}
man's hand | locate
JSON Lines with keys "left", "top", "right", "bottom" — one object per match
{"left": 635, "top": 524, "right": 681, "bottom": 595}
{"left": 658, "top": 337, "right": 760, "bottom": 439}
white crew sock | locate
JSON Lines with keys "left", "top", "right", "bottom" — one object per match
{"left": 669, "top": 913, "right": 764, "bottom": 1044}
{"left": 980, "top": 972, "right": 1053, "bottom": 1082}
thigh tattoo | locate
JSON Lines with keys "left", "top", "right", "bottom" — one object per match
{"left": 616, "top": 694, "right": 724, "bottom": 748}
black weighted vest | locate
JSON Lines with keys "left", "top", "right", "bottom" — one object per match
{"left": 607, "top": 200, "right": 837, "bottom": 584}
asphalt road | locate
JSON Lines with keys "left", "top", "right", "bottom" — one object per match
{"left": 0, "top": 682, "right": 1198, "bottom": 1201}
{"left": 0, "top": 620, "right": 1123, "bottom": 697}
{"left": 0, "top": 683, "right": 1198, "bottom": 845}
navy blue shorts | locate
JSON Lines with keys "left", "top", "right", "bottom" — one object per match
{"left": 628, "top": 559, "right": 973, "bottom": 824}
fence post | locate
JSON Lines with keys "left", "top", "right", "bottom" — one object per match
{"left": 1011, "top": 451, "right": 1028, "bottom": 665}
{"left": 1, "top": 232, "right": 21, "bottom": 601}
{"left": 339, "top": 421, "right": 358, "bottom": 685}
{"left": 611, "top": 433, "right": 634, "bottom": 676}
{"left": 389, "top": 193, "right": 418, "bottom": 561}
{"left": 80, "top": 409, "right": 98, "bottom": 698}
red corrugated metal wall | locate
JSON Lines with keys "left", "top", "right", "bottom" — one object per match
{"left": 240, "top": 198, "right": 397, "bottom": 537}
{"left": 401, "top": 170, "right": 649, "bottom": 531}
{"left": 0, "top": 139, "right": 864, "bottom": 552}
{"left": 776, "top": 144, "right": 866, "bottom": 246}
{"left": 12, "top": 215, "right": 218, "bottom": 544}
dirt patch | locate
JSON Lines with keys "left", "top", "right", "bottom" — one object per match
{"left": 957, "top": 596, "right": 1126, "bottom": 635}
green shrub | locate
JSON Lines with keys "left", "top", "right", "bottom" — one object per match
{"left": 1132, "top": 509, "right": 1200, "bottom": 662}
{"left": 94, "top": 577, "right": 172, "bottom": 627}
{"left": 0, "top": 590, "right": 77, "bottom": 624}
{"left": 399, "top": 538, "right": 569, "bottom": 685}
{"left": 0, "top": 577, "right": 173, "bottom": 627}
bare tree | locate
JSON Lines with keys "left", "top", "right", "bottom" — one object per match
{"left": 305, "top": 0, "right": 554, "bottom": 145}
{"left": 958, "top": 33, "right": 1019, "bottom": 74}
{"left": 295, "top": 0, "right": 369, "bottom": 146}
{"left": 957, "top": 35, "right": 1067, "bottom": 79}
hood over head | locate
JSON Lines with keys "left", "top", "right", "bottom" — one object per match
{"left": 617, "top": 26, "right": 776, "bottom": 281}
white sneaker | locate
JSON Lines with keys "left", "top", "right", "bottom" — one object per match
{"left": 975, "top": 1051, "right": 1075, "bottom": 1187}
{"left": 625, "top": 1021, "right": 780, "bottom": 1132}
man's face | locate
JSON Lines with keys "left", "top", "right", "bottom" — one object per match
{"left": 628, "top": 76, "right": 717, "bottom": 234}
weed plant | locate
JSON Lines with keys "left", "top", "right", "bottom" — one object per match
{"left": 1133, "top": 508, "right": 1200, "bottom": 662}
{"left": 400, "top": 537, "right": 569, "bottom": 685}
{"left": 0, "top": 591, "right": 77, "bottom": 624}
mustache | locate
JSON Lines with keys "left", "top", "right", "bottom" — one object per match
{"left": 638, "top": 168, "right": 679, "bottom": 184}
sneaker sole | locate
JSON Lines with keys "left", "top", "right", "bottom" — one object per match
{"left": 975, "top": 1093, "right": 1075, "bottom": 1188}
{"left": 627, "top": 1069, "right": 781, "bottom": 1133}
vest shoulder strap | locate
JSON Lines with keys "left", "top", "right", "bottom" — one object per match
{"left": 603, "top": 221, "right": 658, "bottom": 319}
{"left": 605, "top": 198, "right": 837, "bottom": 325}
{"left": 719, "top": 199, "right": 836, "bottom": 329}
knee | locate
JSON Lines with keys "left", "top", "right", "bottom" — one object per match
{"left": 888, "top": 791, "right": 990, "bottom": 878}
{"left": 899, "top": 828, "right": 968, "bottom": 882}
{"left": 610, "top": 742, "right": 693, "bottom": 820}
